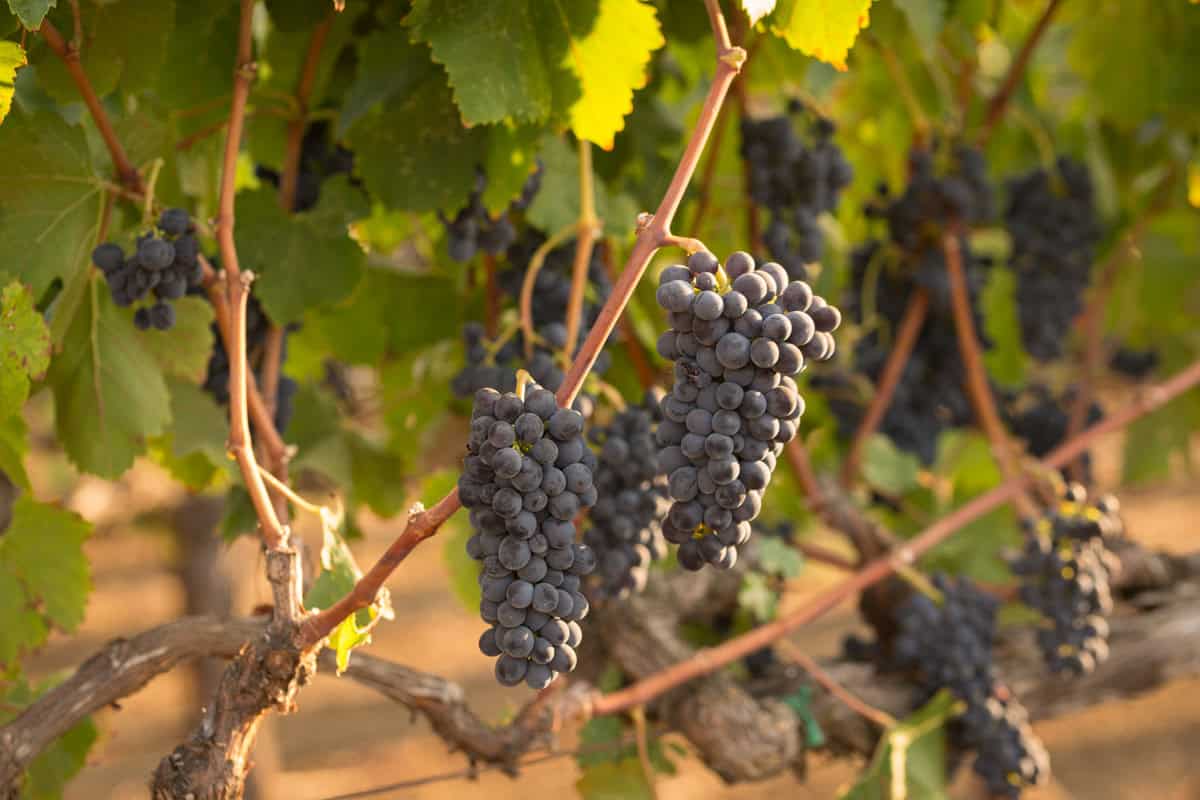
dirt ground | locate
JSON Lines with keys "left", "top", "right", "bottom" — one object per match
{"left": 20, "top": 413, "right": 1200, "bottom": 800}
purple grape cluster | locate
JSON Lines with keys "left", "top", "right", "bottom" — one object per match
{"left": 90, "top": 208, "right": 203, "bottom": 331}
{"left": 583, "top": 391, "right": 670, "bottom": 599}
{"left": 654, "top": 251, "right": 841, "bottom": 570}
{"left": 1011, "top": 483, "right": 1123, "bottom": 676}
{"left": 442, "top": 166, "right": 543, "bottom": 262}
{"left": 460, "top": 383, "right": 597, "bottom": 689}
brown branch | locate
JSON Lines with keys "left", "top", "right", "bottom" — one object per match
{"left": 38, "top": 20, "right": 143, "bottom": 192}
{"left": 301, "top": 0, "right": 747, "bottom": 646}
{"left": 589, "top": 357, "right": 1200, "bottom": 715}
{"left": 943, "top": 232, "right": 1038, "bottom": 519}
{"left": 483, "top": 254, "right": 499, "bottom": 338}
{"left": 784, "top": 437, "right": 823, "bottom": 504}
{"left": 839, "top": 288, "right": 928, "bottom": 487}
{"left": 793, "top": 541, "right": 858, "bottom": 572}
{"left": 279, "top": 14, "right": 334, "bottom": 212}
{"left": 774, "top": 640, "right": 895, "bottom": 729}
{"left": 977, "top": 0, "right": 1064, "bottom": 146}
{"left": 260, "top": 326, "right": 285, "bottom": 419}
{"left": 1067, "top": 173, "right": 1176, "bottom": 478}
{"left": 564, "top": 139, "right": 599, "bottom": 358}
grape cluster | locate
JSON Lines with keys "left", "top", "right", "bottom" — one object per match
{"left": 460, "top": 383, "right": 597, "bottom": 689}
{"left": 202, "top": 291, "right": 298, "bottom": 435}
{"left": 442, "top": 166, "right": 543, "bottom": 262}
{"left": 741, "top": 106, "right": 853, "bottom": 280}
{"left": 256, "top": 121, "right": 357, "bottom": 213}
{"left": 1005, "top": 385, "right": 1103, "bottom": 482}
{"left": 1011, "top": 483, "right": 1123, "bottom": 676}
{"left": 1004, "top": 157, "right": 1100, "bottom": 361}
{"left": 814, "top": 146, "right": 995, "bottom": 464}
{"left": 451, "top": 230, "right": 612, "bottom": 407}
{"left": 893, "top": 575, "right": 1049, "bottom": 797}
{"left": 583, "top": 391, "right": 670, "bottom": 599}
{"left": 654, "top": 251, "right": 840, "bottom": 570}
{"left": 1109, "top": 344, "right": 1159, "bottom": 379}
{"left": 90, "top": 208, "right": 203, "bottom": 331}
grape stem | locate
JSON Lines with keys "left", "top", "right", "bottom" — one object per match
{"left": 775, "top": 639, "right": 896, "bottom": 729}
{"left": 632, "top": 705, "right": 659, "bottom": 800}
{"left": 299, "top": 0, "right": 747, "bottom": 648}
{"left": 942, "top": 232, "right": 1039, "bottom": 520}
{"left": 839, "top": 288, "right": 929, "bottom": 487}
{"left": 977, "top": 0, "right": 1064, "bottom": 147}
{"left": 37, "top": 20, "right": 143, "bottom": 193}
{"left": 279, "top": 12, "right": 335, "bottom": 212}
{"left": 519, "top": 221, "right": 577, "bottom": 360}
{"left": 587, "top": 355, "right": 1200, "bottom": 716}
{"left": 600, "top": 240, "right": 658, "bottom": 390}
{"left": 564, "top": 139, "right": 601, "bottom": 359}
{"left": 1066, "top": 170, "right": 1177, "bottom": 478}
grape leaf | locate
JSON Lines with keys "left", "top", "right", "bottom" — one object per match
{"left": 757, "top": 536, "right": 803, "bottom": 578}
{"left": 220, "top": 486, "right": 258, "bottom": 543}
{"left": 135, "top": 296, "right": 215, "bottom": 382}
{"left": 408, "top": 0, "right": 664, "bottom": 149}
{"left": 7, "top": 0, "right": 52, "bottom": 30}
{"left": 576, "top": 759, "right": 655, "bottom": 800}
{"left": 0, "top": 281, "right": 51, "bottom": 419}
{"left": 741, "top": 0, "right": 776, "bottom": 25}
{"left": 0, "top": 110, "right": 103, "bottom": 297}
{"left": 862, "top": 433, "right": 921, "bottom": 495}
{"left": 34, "top": 0, "right": 175, "bottom": 103}
{"left": 0, "top": 40, "right": 25, "bottom": 126}
{"left": 348, "top": 435, "right": 408, "bottom": 517}
{"left": 264, "top": 0, "right": 329, "bottom": 31}
{"left": 738, "top": 572, "right": 777, "bottom": 622}
{"left": 349, "top": 71, "right": 487, "bottom": 213}
{"left": 161, "top": 377, "right": 230, "bottom": 488}
{"left": 0, "top": 411, "right": 29, "bottom": 489}
{"left": 435, "top": 466, "right": 480, "bottom": 612}
{"left": 839, "top": 691, "right": 958, "bottom": 799}
{"left": 1, "top": 495, "right": 92, "bottom": 632}
{"left": 48, "top": 280, "right": 171, "bottom": 478}
{"left": 0, "top": 569, "right": 48, "bottom": 667}
{"left": 769, "top": 0, "right": 874, "bottom": 70}
{"left": 157, "top": 0, "right": 240, "bottom": 111}
{"left": 482, "top": 123, "right": 543, "bottom": 215}
{"left": 892, "top": 0, "right": 945, "bottom": 56}
{"left": 305, "top": 511, "right": 390, "bottom": 673}
{"left": 527, "top": 134, "right": 639, "bottom": 234}
{"left": 233, "top": 183, "right": 367, "bottom": 324}
{"left": 337, "top": 25, "right": 438, "bottom": 136}
{"left": 2, "top": 678, "right": 98, "bottom": 800}
{"left": 980, "top": 263, "right": 1026, "bottom": 388}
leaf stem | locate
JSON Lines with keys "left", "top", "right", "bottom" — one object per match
{"left": 775, "top": 640, "right": 896, "bottom": 729}
{"left": 519, "top": 222, "right": 577, "bottom": 359}
{"left": 564, "top": 139, "right": 600, "bottom": 358}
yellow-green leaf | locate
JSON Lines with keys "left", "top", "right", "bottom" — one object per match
{"left": 0, "top": 40, "right": 25, "bottom": 126}
{"left": 769, "top": 0, "right": 874, "bottom": 70}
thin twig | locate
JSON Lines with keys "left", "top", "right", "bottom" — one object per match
{"left": 589, "top": 357, "right": 1200, "bottom": 716}
{"left": 300, "top": 0, "right": 747, "bottom": 647}
{"left": 484, "top": 253, "right": 499, "bottom": 338}
{"left": 565, "top": 139, "right": 600, "bottom": 357}
{"left": 261, "top": 325, "right": 285, "bottom": 417}
{"left": 775, "top": 640, "right": 896, "bottom": 729}
{"left": 38, "top": 20, "right": 142, "bottom": 192}
{"left": 794, "top": 541, "right": 858, "bottom": 572}
{"left": 1066, "top": 173, "right": 1176, "bottom": 478}
{"left": 256, "top": 465, "right": 325, "bottom": 517}
{"left": 279, "top": 13, "right": 335, "bottom": 212}
{"left": 870, "top": 35, "right": 931, "bottom": 145}
{"left": 520, "top": 223, "right": 577, "bottom": 359}
{"left": 632, "top": 706, "right": 659, "bottom": 800}
{"left": 840, "top": 289, "right": 928, "bottom": 487}
{"left": 977, "top": 0, "right": 1064, "bottom": 146}
{"left": 784, "top": 438, "right": 823, "bottom": 504}
{"left": 942, "top": 232, "right": 1038, "bottom": 519}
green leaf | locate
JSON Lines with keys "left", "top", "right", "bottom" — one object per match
{"left": 337, "top": 25, "right": 438, "bottom": 136}
{"left": 348, "top": 435, "right": 408, "bottom": 517}
{"left": 234, "top": 182, "right": 367, "bottom": 323}
{"left": 862, "top": 433, "right": 921, "bottom": 495}
{"left": 840, "top": 691, "right": 958, "bottom": 800}
{"left": 0, "top": 281, "right": 50, "bottom": 419}
{"left": 163, "top": 377, "right": 230, "bottom": 481}
{"left": 427, "top": 468, "right": 478, "bottom": 612}
{"left": 980, "top": 263, "right": 1026, "bottom": 388}
{"left": 34, "top": 0, "right": 175, "bottom": 103}
{"left": 781, "top": 685, "right": 826, "bottom": 747}
{"left": 527, "top": 134, "right": 640, "bottom": 233}
{"left": 756, "top": 536, "right": 804, "bottom": 578}
{"left": 135, "top": 296, "right": 215, "bottom": 382}
{"left": 0, "top": 569, "right": 48, "bottom": 667}
{"left": 1, "top": 495, "right": 92, "bottom": 632}
{"left": 48, "top": 280, "right": 172, "bottom": 478}
{"left": 7, "top": 0, "right": 52, "bottom": 30}
{"left": 482, "top": 123, "right": 543, "bottom": 214}
{"left": 576, "top": 759, "right": 655, "bottom": 800}
{"left": 22, "top": 715, "right": 97, "bottom": 800}
{"left": 220, "top": 486, "right": 258, "bottom": 543}
{"left": 0, "top": 412, "right": 29, "bottom": 489}
{"left": 305, "top": 510, "right": 389, "bottom": 673}
{"left": 349, "top": 71, "right": 487, "bottom": 213}
{"left": 892, "top": 0, "right": 945, "bottom": 56}
{"left": 408, "top": 0, "right": 664, "bottom": 149}
{"left": 769, "top": 0, "right": 874, "bottom": 70}
{"left": 738, "top": 572, "right": 777, "bottom": 622}
{"left": 0, "top": 40, "right": 25, "bottom": 126}
{"left": 0, "top": 110, "right": 103, "bottom": 297}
